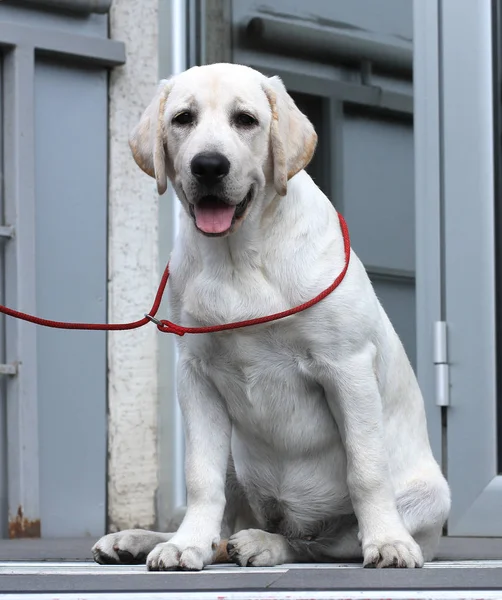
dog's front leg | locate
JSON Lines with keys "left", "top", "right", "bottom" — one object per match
{"left": 319, "top": 345, "right": 424, "bottom": 568}
{"left": 147, "top": 356, "right": 231, "bottom": 571}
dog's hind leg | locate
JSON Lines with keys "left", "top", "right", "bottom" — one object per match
{"left": 226, "top": 515, "right": 361, "bottom": 567}
{"left": 321, "top": 477, "right": 450, "bottom": 565}
{"left": 227, "top": 528, "right": 297, "bottom": 566}
{"left": 395, "top": 477, "right": 450, "bottom": 562}
{"left": 225, "top": 519, "right": 361, "bottom": 566}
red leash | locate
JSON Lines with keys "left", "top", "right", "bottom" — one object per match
{"left": 0, "top": 213, "right": 350, "bottom": 337}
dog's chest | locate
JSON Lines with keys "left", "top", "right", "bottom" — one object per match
{"left": 187, "top": 324, "right": 337, "bottom": 448}
{"left": 182, "top": 266, "right": 286, "bottom": 326}
{"left": 180, "top": 265, "right": 339, "bottom": 445}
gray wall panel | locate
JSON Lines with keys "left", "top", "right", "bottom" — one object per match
{"left": 343, "top": 112, "right": 415, "bottom": 367}
{"left": 35, "top": 59, "right": 107, "bottom": 537}
{"left": 343, "top": 113, "right": 415, "bottom": 273}
{"left": 371, "top": 278, "right": 416, "bottom": 369}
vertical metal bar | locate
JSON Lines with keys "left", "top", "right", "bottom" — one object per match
{"left": 170, "top": 0, "right": 188, "bottom": 514}
{"left": 491, "top": 0, "right": 502, "bottom": 475}
{"left": 203, "top": 0, "right": 232, "bottom": 65}
{"left": 328, "top": 99, "right": 345, "bottom": 213}
{"left": 0, "top": 54, "right": 8, "bottom": 539}
{"left": 413, "top": 0, "right": 443, "bottom": 464}
{"left": 157, "top": 0, "right": 188, "bottom": 530}
{"left": 187, "top": 0, "right": 201, "bottom": 67}
{"left": 198, "top": 0, "right": 207, "bottom": 66}
{"left": 3, "top": 45, "right": 40, "bottom": 538}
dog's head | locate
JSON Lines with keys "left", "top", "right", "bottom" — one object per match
{"left": 129, "top": 63, "right": 317, "bottom": 237}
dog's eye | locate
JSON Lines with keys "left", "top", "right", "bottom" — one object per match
{"left": 234, "top": 112, "right": 258, "bottom": 127}
{"left": 173, "top": 111, "right": 194, "bottom": 125}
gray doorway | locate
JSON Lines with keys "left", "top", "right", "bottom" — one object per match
{"left": 0, "top": 1, "right": 124, "bottom": 538}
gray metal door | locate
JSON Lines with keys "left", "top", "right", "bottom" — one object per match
{"left": 441, "top": 0, "right": 502, "bottom": 536}
{"left": 415, "top": 0, "right": 502, "bottom": 537}
{"left": 0, "top": 1, "right": 124, "bottom": 538}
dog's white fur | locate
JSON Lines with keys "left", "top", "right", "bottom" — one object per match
{"left": 93, "top": 63, "right": 450, "bottom": 570}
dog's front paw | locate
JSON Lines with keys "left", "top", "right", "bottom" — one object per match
{"left": 362, "top": 534, "right": 424, "bottom": 568}
{"left": 146, "top": 540, "right": 212, "bottom": 571}
{"left": 92, "top": 530, "right": 171, "bottom": 565}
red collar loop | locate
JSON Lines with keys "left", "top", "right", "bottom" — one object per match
{"left": 0, "top": 213, "right": 350, "bottom": 335}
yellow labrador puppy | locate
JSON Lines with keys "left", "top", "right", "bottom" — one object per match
{"left": 93, "top": 63, "right": 450, "bottom": 570}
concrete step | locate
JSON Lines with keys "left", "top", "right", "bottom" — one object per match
{"left": 1, "top": 560, "right": 502, "bottom": 599}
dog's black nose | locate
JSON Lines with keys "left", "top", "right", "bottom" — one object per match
{"left": 191, "top": 152, "right": 230, "bottom": 185}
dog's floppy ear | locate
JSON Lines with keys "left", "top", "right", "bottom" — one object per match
{"left": 129, "top": 79, "right": 173, "bottom": 195}
{"left": 262, "top": 76, "right": 317, "bottom": 196}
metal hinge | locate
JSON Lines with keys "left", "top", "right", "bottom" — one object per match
{"left": 0, "top": 364, "right": 17, "bottom": 376}
{"left": 0, "top": 225, "right": 15, "bottom": 240}
{"left": 434, "top": 321, "right": 449, "bottom": 407}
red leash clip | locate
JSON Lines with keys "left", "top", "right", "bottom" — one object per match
{"left": 145, "top": 314, "right": 186, "bottom": 336}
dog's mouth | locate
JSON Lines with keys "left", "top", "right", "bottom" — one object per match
{"left": 189, "top": 189, "right": 253, "bottom": 236}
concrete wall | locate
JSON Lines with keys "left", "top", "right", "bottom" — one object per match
{"left": 107, "top": 0, "right": 160, "bottom": 532}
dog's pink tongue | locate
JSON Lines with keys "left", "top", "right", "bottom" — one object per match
{"left": 194, "top": 201, "right": 236, "bottom": 234}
